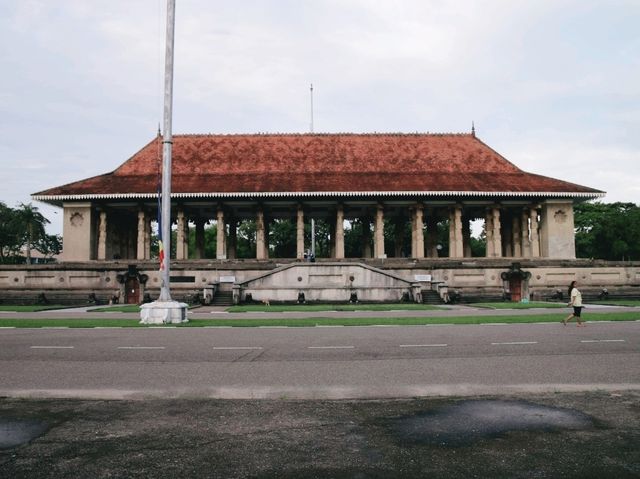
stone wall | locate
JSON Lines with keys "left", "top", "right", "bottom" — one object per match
{"left": 1, "top": 258, "right": 638, "bottom": 305}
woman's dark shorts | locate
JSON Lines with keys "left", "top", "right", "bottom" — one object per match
{"left": 573, "top": 306, "right": 583, "bottom": 317}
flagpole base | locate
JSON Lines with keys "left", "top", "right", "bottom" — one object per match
{"left": 140, "top": 300, "right": 189, "bottom": 325}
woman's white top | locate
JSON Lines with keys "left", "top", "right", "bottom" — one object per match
{"left": 571, "top": 288, "right": 583, "bottom": 307}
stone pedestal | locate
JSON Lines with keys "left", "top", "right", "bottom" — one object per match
{"left": 140, "top": 301, "right": 189, "bottom": 324}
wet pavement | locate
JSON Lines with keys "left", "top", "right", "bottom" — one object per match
{"left": 0, "top": 419, "right": 48, "bottom": 449}
{"left": 390, "top": 399, "right": 595, "bottom": 446}
{"left": 0, "top": 390, "right": 638, "bottom": 478}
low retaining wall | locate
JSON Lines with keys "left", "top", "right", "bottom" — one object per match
{"left": 1, "top": 258, "right": 638, "bottom": 305}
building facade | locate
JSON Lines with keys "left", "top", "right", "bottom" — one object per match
{"left": 33, "top": 132, "right": 603, "bottom": 263}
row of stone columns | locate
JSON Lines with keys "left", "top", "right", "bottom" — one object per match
{"left": 98, "top": 210, "right": 151, "bottom": 261}
{"left": 95, "top": 204, "right": 542, "bottom": 261}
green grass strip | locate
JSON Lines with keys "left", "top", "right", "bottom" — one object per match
{"left": 469, "top": 302, "right": 566, "bottom": 309}
{"left": 91, "top": 305, "right": 142, "bottom": 313}
{"left": 0, "top": 312, "right": 637, "bottom": 328}
{"left": 228, "top": 303, "right": 444, "bottom": 313}
{"left": 0, "top": 305, "right": 72, "bottom": 312}
{"left": 91, "top": 305, "right": 200, "bottom": 313}
{"left": 588, "top": 300, "right": 640, "bottom": 307}
{"left": 0, "top": 318, "right": 143, "bottom": 328}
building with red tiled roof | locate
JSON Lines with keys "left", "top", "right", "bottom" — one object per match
{"left": 33, "top": 132, "right": 604, "bottom": 263}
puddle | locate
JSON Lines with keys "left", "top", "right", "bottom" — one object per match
{"left": 391, "top": 400, "right": 594, "bottom": 446}
{"left": 0, "top": 418, "right": 49, "bottom": 449}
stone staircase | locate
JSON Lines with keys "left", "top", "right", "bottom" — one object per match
{"left": 422, "top": 290, "right": 443, "bottom": 305}
{"left": 212, "top": 290, "right": 234, "bottom": 306}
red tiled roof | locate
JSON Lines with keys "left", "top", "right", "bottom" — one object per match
{"left": 33, "top": 133, "right": 604, "bottom": 199}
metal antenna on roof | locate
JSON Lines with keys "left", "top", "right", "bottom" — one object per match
{"left": 471, "top": 121, "right": 476, "bottom": 137}
{"left": 310, "top": 83, "right": 314, "bottom": 133}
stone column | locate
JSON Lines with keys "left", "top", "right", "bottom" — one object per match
{"left": 394, "top": 216, "right": 405, "bottom": 258}
{"left": 462, "top": 216, "right": 472, "bottom": 258}
{"left": 411, "top": 205, "right": 425, "bottom": 259}
{"left": 492, "top": 207, "right": 502, "bottom": 257}
{"left": 502, "top": 214, "right": 513, "bottom": 257}
{"left": 448, "top": 209, "right": 455, "bottom": 257}
{"left": 136, "top": 210, "right": 146, "bottom": 260}
{"left": 256, "top": 209, "right": 266, "bottom": 260}
{"left": 144, "top": 217, "right": 151, "bottom": 259}
{"left": 335, "top": 204, "right": 345, "bottom": 259}
{"left": 216, "top": 208, "right": 227, "bottom": 259}
{"left": 447, "top": 207, "right": 463, "bottom": 258}
{"left": 485, "top": 209, "right": 494, "bottom": 257}
{"left": 98, "top": 211, "right": 107, "bottom": 260}
{"left": 512, "top": 215, "right": 522, "bottom": 257}
{"left": 454, "top": 206, "right": 463, "bottom": 258}
{"left": 362, "top": 218, "right": 372, "bottom": 258}
{"left": 530, "top": 208, "right": 540, "bottom": 257}
{"left": 193, "top": 219, "right": 205, "bottom": 259}
{"left": 176, "top": 210, "right": 187, "bottom": 260}
{"left": 426, "top": 214, "right": 438, "bottom": 257}
{"left": 296, "top": 206, "right": 305, "bottom": 259}
{"left": 228, "top": 220, "right": 237, "bottom": 259}
{"left": 521, "top": 209, "right": 531, "bottom": 257}
{"left": 373, "top": 204, "right": 385, "bottom": 258}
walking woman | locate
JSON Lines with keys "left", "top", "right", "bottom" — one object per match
{"left": 563, "top": 280, "right": 585, "bottom": 326}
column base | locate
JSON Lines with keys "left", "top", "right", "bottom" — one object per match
{"left": 139, "top": 301, "right": 189, "bottom": 324}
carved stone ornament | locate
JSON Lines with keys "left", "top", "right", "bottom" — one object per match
{"left": 70, "top": 212, "right": 84, "bottom": 227}
{"left": 554, "top": 209, "right": 567, "bottom": 224}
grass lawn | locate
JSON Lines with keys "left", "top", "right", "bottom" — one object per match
{"left": 91, "top": 305, "right": 142, "bottom": 313}
{"left": 469, "top": 301, "right": 567, "bottom": 309}
{"left": 589, "top": 299, "right": 640, "bottom": 307}
{"left": 0, "top": 311, "right": 637, "bottom": 328}
{"left": 91, "top": 304, "right": 200, "bottom": 313}
{"left": 0, "top": 305, "right": 71, "bottom": 312}
{"left": 228, "top": 303, "right": 444, "bottom": 313}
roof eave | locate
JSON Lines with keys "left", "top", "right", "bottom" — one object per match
{"left": 32, "top": 190, "right": 606, "bottom": 203}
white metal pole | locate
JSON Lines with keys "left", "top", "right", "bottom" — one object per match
{"left": 159, "top": 0, "right": 176, "bottom": 301}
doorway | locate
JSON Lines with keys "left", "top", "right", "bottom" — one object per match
{"left": 509, "top": 277, "right": 522, "bottom": 302}
{"left": 125, "top": 277, "right": 140, "bottom": 304}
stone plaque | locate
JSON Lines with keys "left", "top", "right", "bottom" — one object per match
{"left": 219, "top": 275, "right": 236, "bottom": 283}
{"left": 414, "top": 274, "right": 432, "bottom": 282}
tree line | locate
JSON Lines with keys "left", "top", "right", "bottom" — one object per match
{"left": 574, "top": 202, "right": 640, "bottom": 261}
{"left": 0, "top": 202, "right": 62, "bottom": 264}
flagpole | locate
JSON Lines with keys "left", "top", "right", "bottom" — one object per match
{"left": 159, "top": 0, "right": 175, "bottom": 302}
{"left": 140, "top": 0, "right": 187, "bottom": 324}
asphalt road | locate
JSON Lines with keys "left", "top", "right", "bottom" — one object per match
{"left": 1, "top": 322, "right": 638, "bottom": 399}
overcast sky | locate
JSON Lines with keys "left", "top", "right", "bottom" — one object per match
{"left": 1, "top": 0, "right": 638, "bottom": 235}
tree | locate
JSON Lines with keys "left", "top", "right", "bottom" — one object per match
{"left": 0, "top": 202, "right": 22, "bottom": 261}
{"left": 270, "top": 219, "right": 297, "bottom": 258}
{"left": 15, "top": 203, "right": 49, "bottom": 264}
{"left": 35, "top": 234, "right": 63, "bottom": 259}
{"left": 574, "top": 202, "right": 640, "bottom": 260}
{"left": 237, "top": 220, "right": 256, "bottom": 259}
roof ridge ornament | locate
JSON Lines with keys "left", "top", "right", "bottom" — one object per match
{"left": 471, "top": 121, "right": 476, "bottom": 137}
